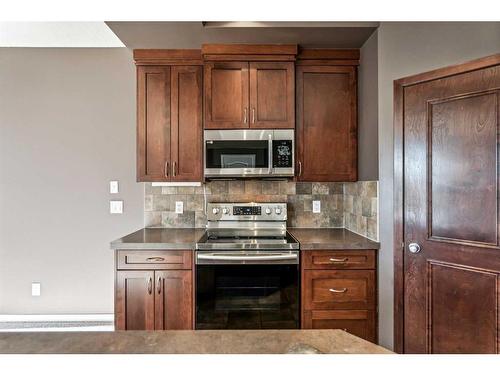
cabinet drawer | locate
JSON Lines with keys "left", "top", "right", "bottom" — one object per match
{"left": 302, "top": 270, "right": 375, "bottom": 310}
{"left": 302, "top": 310, "right": 376, "bottom": 343}
{"left": 302, "top": 250, "right": 376, "bottom": 270}
{"left": 117, "top": 250, "right": 192, "bottom": 270}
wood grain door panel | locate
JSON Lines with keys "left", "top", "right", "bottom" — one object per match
{"left": 204, "top": 62, "right": 249, "bottom": 129}
{"left": 303, "top": 270, "right": 375, "bottom": 310}
{"left": 297, "top": 65, "right": 357, "bottom": 181}
{"left": 117, "top": 250, "right": 192, "bottom": 270}
{"left": 171, "top": 66, "right": 203, "bottom": 181}
{"left": 137, "top": 66, "right": 171, "bottom": 182}
{"left": 401, "top": 61, "right": 500, "bottom": 353}
{"left": 249, "top": 62, "right": 294, "bottom": 128}
{"left": 303, "top": 310, "right": 376, "bottom": 342}
{"left": 115, "top": 271, "right": 155, "bottom": 330}
{"left": 154, "top": 270, "right": 193, "bottom": 330}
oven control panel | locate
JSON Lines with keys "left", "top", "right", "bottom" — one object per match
{"left": 207, "top": 203, "right": 287, "bottom": 221}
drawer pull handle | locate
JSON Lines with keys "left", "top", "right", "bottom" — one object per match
{"left": 146, "top": 257, "right": 165, "bottom": 262}
{"left": 147, "top": 277, "right": 152, "bottom": 295}
{"left": 157, "top": 276, "right": 162, "bottom": 294}
{"left": 329, "top": 258, "right": 348, "bottom": 263}
{"left": 329, "top": 288, "right": 348, "bottom": 293}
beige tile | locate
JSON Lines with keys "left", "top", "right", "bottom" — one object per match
{"left": 344, "top": 182, "right": 358, "bottom": 196}
{"left": 328, "top": 182, "right": 344, "bottom": 194}
{"left": 195, "top": 211, "right": 207, "bottom": 228}
{"left": 353, "top": 196, "right": 362, "bottom": 216}
{"left": 177, "top": 186, "right": 195, "bottom": 195}
{"left": 367, "top": 218, "right": 378, "bottom": 241}
{"left": 210, "top": 181, "right": 228, "bottom": 195}
{"left": 144, "top": 212, "right": 162, "bottom": 227}
{"left": 344, "top": 195, "right": 353, "bottom": 214}
{"left": 152, "top": 195, "right": 170, "bottom": 211}
{"left": 161, "top": 211, "right": 195, "bottom": 228}
{"left": 279, "top": 181, "right": 296, "bottom": 195}
{"left": 362, "top": 197, "right": 373, "bottom": 217}
{"left": 360, "top": 181, "right": 377, "bottom": 198}
{"left": 261, "top": 181, "right": 280, "bottom": 195}
{"left": 296, "top": 182, "right": 312, "bottom": 194}
{"left": 144, "top": 195, "right": 153, "bottom": 212}
{"left": 145, "top": 183, "right": 163, "bottom": 195}
{"left": 188, "top": 195, "right": 204, "bottom": 211}
{"left": 228, "top": 181, "right": 245, "bottom": 195}
{"left": 245, "top": 180, "right": 262, "bottom": 195}
{"left": 312, "top": 183, "right": 329, "bottom": 195}
{"left": 161, "top": 186, "right": 177, "bottom": 194}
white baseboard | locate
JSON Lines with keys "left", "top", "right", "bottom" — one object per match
{"left": 0, "top": 314, "right": 113, "bottom": 322}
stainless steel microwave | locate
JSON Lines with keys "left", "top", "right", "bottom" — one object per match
{"left": 204, "top": 129, "right": 295, "bottom": 178}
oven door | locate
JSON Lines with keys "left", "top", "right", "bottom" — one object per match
{"left": 195, "top": 251, "right": 300, "bottom": 329}
{"left": 204, "top": 129, "right": 272, "bottom": 177}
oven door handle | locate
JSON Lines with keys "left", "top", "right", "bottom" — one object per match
{"left": 196, "top": 252, "right": 298, "bottom": 264}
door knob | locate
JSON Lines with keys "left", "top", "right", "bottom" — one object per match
{"left": 408, "top": 243, "right": 421, "bottom": 254}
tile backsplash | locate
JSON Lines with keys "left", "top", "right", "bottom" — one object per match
{"left": 144, "top": 180, "right": 378, "bottom": 241}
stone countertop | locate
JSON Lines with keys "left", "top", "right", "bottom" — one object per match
{"left": 110, "top": 227, "right": 379, "bottom": 251}
{"left": 288, "top": 228, "right": 379, "bottom": 250}
{"left": 110, "top": 228, "right": 205, "bottom": 250}
{"left": 0, "top": 329, "right": 391, "bottom": 354}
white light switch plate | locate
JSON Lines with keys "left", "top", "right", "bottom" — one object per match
{"left": 32, "top": 282, "right": 41, "bottom": 297}
{"left": 175, "top": 201, "right": 184, "bottom": 214}
{"left": 110, "top": 200, "right": 123, "bottom": 214}
{"left": 313, "top": 200, "right": 321, "bottom": 213}
{"left": 109, "top": 180, "right": 119, "bottom": 194}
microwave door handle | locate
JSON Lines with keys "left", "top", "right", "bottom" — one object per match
{"left": 268, "top": 134, "right": 273, "bottom": 174}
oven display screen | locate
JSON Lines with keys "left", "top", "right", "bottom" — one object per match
{"left": 233, "top": 206, "right": 261, "bottom": 215}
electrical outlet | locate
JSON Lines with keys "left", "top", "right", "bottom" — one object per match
{"left": 313, "top": 200, "right": 321, "bottom": 213}
{"left": 110, "top": 200, "right": 123, "bottom": 214}
{"left": 175, "top": 201, "right": 184, "bottom": 214}
{"left": 109, "top": 180, "right": 119, "bottom": 194}
{"left": 32, "top": 282, "right": 41, "bottom": 297}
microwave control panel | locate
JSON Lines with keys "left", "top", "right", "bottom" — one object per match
{"left": 272, "top": 140, "right": 293, "bottom": 168}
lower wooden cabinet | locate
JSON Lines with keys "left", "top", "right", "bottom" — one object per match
{"left": 301, "top": 250, "right": 378, "bottom": 343}
{"left": 303, "top": 310, "right": 376, "bottom": 342}
{"left": 115, "top": 250, "right": 193, "bottom": 331}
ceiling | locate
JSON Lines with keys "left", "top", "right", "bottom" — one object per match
{"left": 105, "top": 21, "right": 378, "bottom": 49}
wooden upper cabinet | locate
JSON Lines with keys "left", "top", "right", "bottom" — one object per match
{"left": 204, "top": 62, "right": 249, "bottom": 129}
{"left": 249, "top": 62, "right": 294, "bottom": 128}
{"left": 171, "top": 66, "right": 203, "bottom": 181}
{"left": 115, "top": 271, "right": 155, "bottom": 330}
{"left": 137, "top": 66, "right": 171, "bottom": 182}
{"left": 296, "top": 65, "right": 357, "bottom": 181}
{"left": 204, "top": 60, "right": 295, "bottom": 129}
{"left": 137, "top": 64, "right": 202, "bottom": 182}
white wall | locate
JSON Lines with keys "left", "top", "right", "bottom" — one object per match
{"left": 376, "top": 22, "right": 500, "bottom": 349}
{"left": 0, "top": 48, "right": 144, "bottom": 313}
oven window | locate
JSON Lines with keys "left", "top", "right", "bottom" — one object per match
{"left": 196, "top": 265, "right": 299, "bottom": 329}
{"left": 205, "top": 140, "right": 269, "bottom": 169}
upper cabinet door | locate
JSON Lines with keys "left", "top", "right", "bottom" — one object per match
{"left": 297, "top": 65, "right": 357, "bottom": 182}
{"left": 137, "top": 66, "right": 171, "bottom": 182}
{"left": 249, "top": 62, "right": 295, "bottom": 129}
{"left": 170, "top": 66, "right": 203, "bottom": 181}
{"left": 204, "top": 62, "right": 249, "bottom": 129}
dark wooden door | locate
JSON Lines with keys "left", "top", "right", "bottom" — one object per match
{"left": 137, "top": 66, "right": 171, "bottom": 182}
{"left": 115, "top": 271, "right": 155, "bottom": 330}
{"left": 399, "top": 57, "right": 500, "bottom": 353}
{"left": 170, "top": 66, "right": 203, "bottom": 181}
{"left": 204, "top": 62, "right": 249, "bottom": 129}
{"left": 154, "top": 270, "right": 193, "bottom": 330}
{"left": 249, "top": 62, "right": 294, "bottom": 128}
{"left": 296, "top": 65, "right": 357, "bottom": 181}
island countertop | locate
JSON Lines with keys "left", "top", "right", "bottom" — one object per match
{"left": 0, "top": 329, "right": 391, "bottom": 354}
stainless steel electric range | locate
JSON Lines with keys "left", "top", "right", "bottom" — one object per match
{"left": 195, "top": 202, "right": 300, "bottom": 330}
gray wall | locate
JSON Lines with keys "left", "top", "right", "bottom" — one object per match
{"left": 376, "top": 22, "right": 500, "bottom": 349}
{"left": 0, "top": 48, "right": 144, "bottom": 313}
{"left": 358, "top": 30, "right": 378, "bottom": 180}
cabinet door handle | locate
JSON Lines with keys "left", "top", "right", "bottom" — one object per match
{"left": 252, "top": 108, "right": 256, "bottom": 123}
{"left": 164, "top": 161, "right": 169, "bottom": 178}
{"left": 146, "top": 257, "right": 165, "bottom": 262}
{"left": 329, "top": 257, "right": 348, "bottom": 263}
{"left": 173, "top": 161, "right": 177, "bottom": 177}
{"left": 243, "top": 108, "right": 248, "bottom": 124}
{"left": 147, "top": 277, "right": 152, "bottom": 295}
{"left": 157, "top": 276, "right": 162, "bottom": 294}
{"left": 298, "top": 161, "right": 302, "bottom": 177}
{"left": 329, "top": 288, "right": 348, "bottom": 293}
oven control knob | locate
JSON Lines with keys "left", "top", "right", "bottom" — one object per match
{"left": 275, "top": 207, "right": 282, "bottom": 215}
{"left": 212, "top": 208, "right": 220, "bottom": 215}
{"left": 265, "top": 208, "right": 272, "bottom": 215}
{"left": 222, "top": 207, "right": 229, "bottom": 215}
